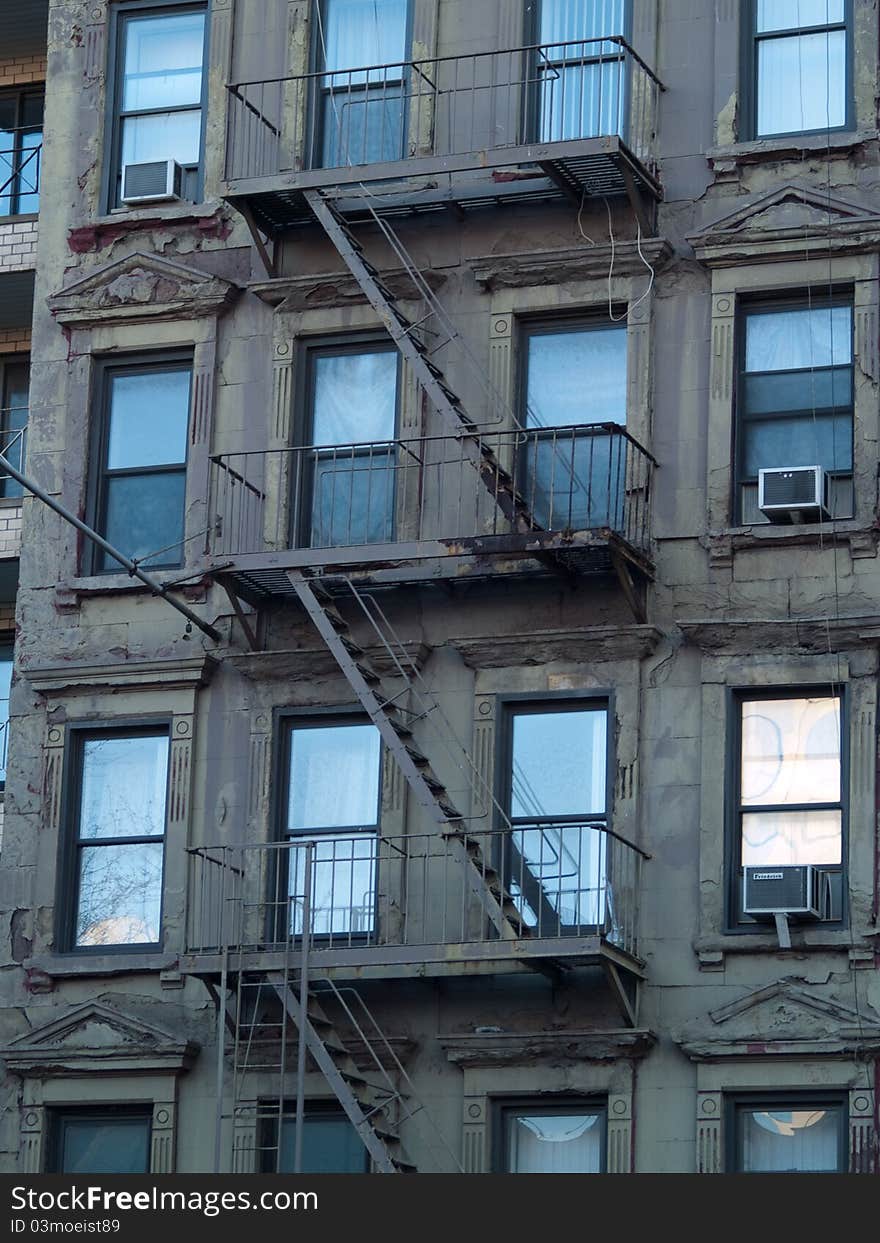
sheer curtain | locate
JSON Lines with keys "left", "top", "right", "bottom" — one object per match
{"left": 755, "top": 2, "right": 846, "bottom": 136}
{"left": 538, "top": 0, "right": 627, "bottom": 142}
{"left": 507, "top": 1113, "right": 603, "bottom": 1172}
{"left": 741, "top": 1109, "right": 840, "bottom": 1172}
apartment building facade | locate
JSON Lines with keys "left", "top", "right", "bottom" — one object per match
{"left": 0, "top": 0, "right": 879, "bottom": 1175}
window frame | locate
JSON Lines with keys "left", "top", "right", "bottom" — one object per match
{"left": 292, "top": 333, "right": 402, "bottom": 550}
{"left": 724, "top": 685, "right": 848, "bottom": 931}
{"left": 103, "top": 0, "right": 209, "bottom": 212}
{"left": 0, "top": 353, "right": 29, "bottom": 501}
{"left": 516, "top": 314, "right": 629, "bottom": 431}
{"left": 732, "top": 291, "right": 855, "bottom": 526}
{"left": 86, "top": 351, "right": 193, "bottom": 576}
{"left": 725, "top": 1091, "right": 848, "bottom": 1173}
{"left": 46, "top": 1106, "right": 153, "bottom": 1175}
{"left": 57, "top": 720, "right": 172, "bottom": 955}
{"left": 259, "top": 1101, "right": 370, "bottom": 1174}
{"left": 0, "top": 85, "right": 44, "bottom": 218}
{"left": 492, "top": 1096, "right": 608, "bottom": 1173}
{"left": 740, "top": 0, "right": 854, "bottom": 141}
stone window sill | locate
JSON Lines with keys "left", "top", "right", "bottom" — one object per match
{"left": 25, "top": 952, "right": 183, "bottom": 986}
{"left": 707, "top": 522, "right": 877, "bottom": 564}
{"left": 707, "top": 129, "right": 879, "bottom": 167}
{"left": 695, "top": 931, "right": 875, "bottom": 971}
{"left": 55, "top": 567, "right": 210, "bottom": 609}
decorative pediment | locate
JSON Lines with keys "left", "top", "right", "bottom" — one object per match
{"left": 48, "top": 252, "right": 241, "bottom": 326}
{"left": 1, "top": 1001, "right": 199, "bottom": 1077}
{"left": 688, "top": 186, "right": 880, "bottom": 266}
{"left": 677, "top": 981, "right": 880, "bottom": 1062}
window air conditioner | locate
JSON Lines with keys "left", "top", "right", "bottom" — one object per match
{"left": 121, "top": 159, "right": 184, "bottom": 205}
{"left": 757, "top": 465, "right": 830, "bottom": 523}
{"left": 743, "top": 864, "right": 823, "bottom": 919}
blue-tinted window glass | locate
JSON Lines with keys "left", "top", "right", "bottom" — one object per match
{"left": 526, "top": 327, "right": 626, "bottom": 428}
{"left": 754, "top": 2, "right": 847, "bottom": 136}
{"left": 123, "top": 12, "right": 205, "bottom": 111}
{"left": 107, "top": 370, "right": 190, "bottom": 469}
{"left": 0, "top": 650, "right": 12, "bottom": 785}
{"left": 100, "top": 471, "right": 186, "bottom": 570}
{"left": 288, "top": 724, "right": 381, "bottom": 831}
{"left": 58, "top": 1116, "right": 151, "bottom": 1174}
{"left": 278, "top": 1114, "right": 367, "bottom": 1173}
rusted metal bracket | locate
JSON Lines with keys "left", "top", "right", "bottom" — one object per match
{"left": 218, "top": 577, "right": 260, "bottom": 651}
{"left": 609, "top": 545, "right": 647, "bottom": 623}
{"left": 617, "top": 158, "right": 654, "bottom": 238}
{"left": 238, "top": 200, "right": 275, "bottom": 278}
{"left": 603, "top": 959, "right": 639, "bottom": 1028}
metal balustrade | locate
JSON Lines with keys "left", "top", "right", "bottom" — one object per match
{"left": 186, "top": 822, "right": 645, "bottom": 963}
{"left": 209, "top": 424, "right": 654, "bottom": 566}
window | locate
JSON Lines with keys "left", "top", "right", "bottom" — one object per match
{"left": 281, "top": 717, "right": 381, "bottom": 940}
{"left": 498, "top": 1101, "right": 606, "bottom": 1173}
{"left": 520, "top": 321, "right": 627, "bottom": 532}
{"left": 313, "top": 0, "right": 409, "bottom": 168}
{"left": 48, "top": 1109, "right": 152, "bottom": 1174}
{"left": 746, "top": 1, "right": 850, "bottom": 138}
{"left": 735, "top": 297, "right": 853, "bottom": 524}
{"left": 728, "top": 1094, "right": 847, "bottom": 1172}
{"left": 296, "top": 342, "right": 399, "bottom": 549}
{"left": 729, "top": 691, "right": 844, "bottom": 926}
{"left": 91, "top": 357, "right": 191, "bottom": 572}
{"left": 108, "top": 3, "right": 207, "bottom": 207}
{"left": 0, "top": 88, "right": 43, "bottom": 216}
{"left": 530, "top": 0, "right": 628, "bottom": 143}
{"left": 0, "top": 357, "right": 28, "bottom": 499}
{"left": 504, "top": 701, "right": 609, "bottom": 934}
{"left": 262, "top": 1108, "right": 368, "bottom": 1173}
{"left": 63, "top": 728, "right": 170, "bottom": 950}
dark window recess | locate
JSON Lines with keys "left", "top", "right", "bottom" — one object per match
{"left": 746, "top": 0, "right": 850, "bottom": 139}
{"left": 263, "top": 1109, "right": 369, "bottom": 1174}
{"left": 0, "top": 358, "right": 28, "bottom": 499}
{"left": 735, "top": 298, "right": 853, "bottom": 524}
{"left": 65, "top": 729, "right": 170, "bottom": 950}
{"left": 728, "top": 1095, "right": 847, "bottom": 1173}
{"left": 729, "top": 690, "right": 845, "bottom": 926}
{"left": 498, "top": 1101, "right": 607, "bottom": 1173}
{"left": 295, "top": 342, "right": 399, "bottom": 550}
{"left": 504, "top": 702, "right": 609, "bottom": 935}
{"left": 0, "top": 644, "right": 12, "bottom": 788}
{"left": 92, "top": 359, "right": 191, "bottom": 572}
{"left": 0, "top": 88, "right": 43, "bottom": 216}
{"left": 48, "top": 1110, "right": 152, "bottom": 1174}
{"left": 520, "top": 320, "right": 628, "bottom": 531}
{"left": 281, "top": 718, "right": 381, "bottom": 941}
{"left": 312, "top": 0, "right": 410, "bottom": 169}
{"left": 109, "top": 3, "right": 207, "bottom": 207}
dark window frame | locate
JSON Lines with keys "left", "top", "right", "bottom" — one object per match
{"left": 46, "top": 1106, "right": 153, "bottom": 1174}
{"left": 86, "top": 350, "right": 193, "bottom": 576}
{"left": 725, "top": 1091, "right": 848, "bottom": 1173}
{"left": 292, "top": 333, "right": 402, "bottom": 550}
{"left": 740, "top": 0, "right": 854, "bottom": 141}
{"left": 0, "top": 85, "right": 44, "bottom": 218}
{"left": 56, "top": 720, "right": 172, "bottom": 955}
{"left": 492, "top": 1095, "right": 608, "bottom": 1173}
{"left": 272, "top": 707, "right": 384, "bottom": 945}
{"left": 733, "top": 290, "right": 854, "bottom": 526}
{"left": 258, "top": 1101, "right": 370, "bottom": 1174}
{"left": 724, "top": 684, "right": 848, "bottom": 932}
{"left": 0, "top": 353, "right": 29, "bottom": 500}
{"left": 102, "top": 0, "right": 209, "bottom": 212}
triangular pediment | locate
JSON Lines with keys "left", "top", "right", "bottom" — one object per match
{"left": 676, "top": 981, "right": 880, "bottom": 1062}
{"left": 48, "top": 251, "right": 240, "bottom": 326}
{"left": 1, "top": 1001, "right": 198, "bottom": 1077}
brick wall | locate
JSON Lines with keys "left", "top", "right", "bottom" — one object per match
{"left": 0, "top": 220, "right": 38, "bottom": 273}
{"left": 0, "top": 514, "right": 23, "bottom": 560}
{"left": 0, "top": 55, "right": 47, "bottom": 87}
{"left": 0, "top": 330, "right": 30, "bottom": 357}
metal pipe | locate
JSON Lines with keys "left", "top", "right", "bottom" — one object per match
{"left": 0, "top": 449, "right": 221, "bottom": 642}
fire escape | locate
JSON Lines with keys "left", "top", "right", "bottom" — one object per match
{"left": 185, "top": 34, "right": 663, "bottom": 1173}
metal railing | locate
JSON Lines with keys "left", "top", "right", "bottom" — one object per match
{"left": 225, "top": 37, "right": 662, "bottom": 183}
{"left": 0, "top": 129, "right": 42, "bottom": 215}
{"left": 186, "top": 822, "right": 645, "bottom": 960}
{"left": 210, "top": 424, "right": 654, "bottom": 561}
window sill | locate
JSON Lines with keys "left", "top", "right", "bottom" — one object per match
{"left": 707, "top": 521, "right": 877, "bottom": 564}
{"left": 25, "top": 951, "right": 181, "bottom": 982}
{"left": 706, "top": 129, "right": 879, "bottom": 167}
{"left": 96, "top": 200, "right": 214, "bottom": 227}
{"left": 0, "top": 212, "right": 38, "bottom": 226}
{"left": 55, "top": 567, "right": 210, "bottom": 609}
{"left": 694, "top": 931, "right": 875, "bottom": 971}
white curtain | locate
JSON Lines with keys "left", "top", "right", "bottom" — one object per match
{"left": 508, "top": 1113, "right": 602, "bottom": 1173}
{"left": 741, "top": 1109, "right": 840, "bottom": 1172}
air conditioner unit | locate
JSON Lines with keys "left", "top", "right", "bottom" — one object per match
{"left": 121, "top": 159, "right": 183, "bottom": 204}
{"left": 743, "top": 864, "right": 822, "bottom": 919}
{"left": 757, "top": 465, "right": 830, "bottom": 523}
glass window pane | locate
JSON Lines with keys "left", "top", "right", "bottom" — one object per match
{"left": 742, "top": 412, "right": 852, "bottom": 475}
{"left": 107, "top": 370, "right": 190, "bottom": 469}
{"left": 311, "top": 351, "right": 397, "bottom": 446}
{"left": 526, "top": 327, "right": 627, "bottom": 428}
{"left": 511, "top": 709, "right": 607, "bottom": 818}
{"left": 321, "top": 85, "right": 405, "bottom": 167}
{"left": 60, "top": 1117, "right": 151, "bottom": 1174}
{"left": 122, "top": 12, "right": 205, "bottom": 111}
{"left": 756, "top": 1, "right": 844, "bottom": 33}
{"left": 745, "top": 306, "right": 851, "bottom": 372}
{"left": 15, "top": 128, "right": 41, "bottom": 213}
{"left": 79, "top": 734, "right": 169, "bottom": 840}
{"left": 279, "top": 1115, "right": 366, "bottom": 1173}
{"left": 741, "top": 696, "right": 841, "bottom": 807}
{"left": 539, "top": 60, "right": 625, "bottom": 142}
{"left": 310, "top": 447, "right": 395, "bottom": 546}
{"left": 507, "top": 1112, "right": 602, "bottom": 1173}
{"left": 540, "top": 0, "right": 625, "bottom": 43}
{"left": 742, "top": 367, "right": 851, "bottom": 417}
{"left": 512, "top": 824, "right": 606, "bottom": 928}
{"left": 288, "top": 832, "right": 377, "bottom": 937}
{"left": 76, "top": 840, "right": 164, "bottom": 946}
{"left": 288, "top": 724, "right": 381, "bottom": 830}
{"left": 101, "top": 471, "right": 186, "bottom": 570}
{"left": 757, "top": 30, "right": 846, "bottom": 134}
{"left": 742, "top": 809, "right": 842, "bottom": 865}
{"left": 322, "top": 0, "right": 408, "bottom": 75}
{"left": 740, "top": 1106, "right": 841, "bottom": 1172}
{"left": 521, "top": 428, "right": 627, "bottom": 530}
{"left": 1, "top": 362, "right": 29, "bottom": 499}
{"left": 121, "top": 109, "right": 203, "bottom": 168}
{"left": 0, "top": 652, "right": 12, "bottom": 784}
